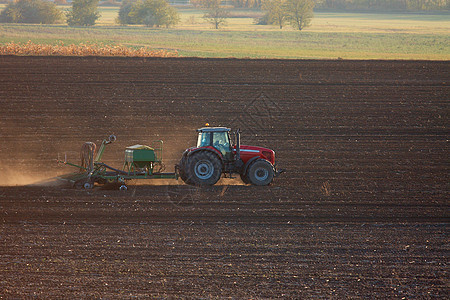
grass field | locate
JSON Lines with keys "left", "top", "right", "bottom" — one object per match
{"left": 0, "top": 5, "right": 448, "bottom": 59}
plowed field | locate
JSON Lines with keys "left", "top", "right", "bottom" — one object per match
{"left": 0, "top": 56, "right": 448, "bottom": 298}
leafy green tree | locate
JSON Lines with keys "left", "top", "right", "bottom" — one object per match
{"left": 124, "top": 0, "right": 179, "bottom": 28}
{"left": 0, "top": 0, "right": 63, "bottom": 24}
{"left": 262, "top": 0, "right": 288, "bottom": 29}
{"left": 66, "top": 0, "right": 100, "bottom": 26}
{"left": 117, "top": 0, "right": 136, "bottom": 25}
{"left": 201, "top": 0, "right": 230, "bottom": 29}
{"left": 285, "top": 0, "right": 314, "bottom": 30}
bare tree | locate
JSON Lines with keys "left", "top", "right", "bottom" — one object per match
{"left": 201, "top": 0, "right": 230, "bottom": 29}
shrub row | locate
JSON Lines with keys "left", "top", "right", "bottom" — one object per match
{"left": 0, "top": 41, "right": 179, "bottom": 57}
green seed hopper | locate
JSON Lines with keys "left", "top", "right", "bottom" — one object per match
{"left": 58, "top": 135, "right": 178, "bottom": 190}
{"left": 124, "top": 144, "right": 157, "bottom": 171}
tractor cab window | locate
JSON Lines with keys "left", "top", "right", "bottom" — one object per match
{"left": 212, "top": 131, "right": 231, "bottom": 157}
{"left": 197, "top": 131, "right": 231, "bottom": 158}
{"left": 197, "top": 132, "right": 211, "bottom": 148}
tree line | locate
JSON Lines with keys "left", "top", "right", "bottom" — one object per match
{"left": 224, "top": 0, "right": 448, "bottom": 10}
{"left": 0, "top": 0, "right": 447, "bottom": 28}
{"left": 314, "top": 0, "right": 449, "bottom": 11}
{"left": 196, "top": 0, "right": 448, "bottom": 10}
{"left": 0, "top": 0, "right": 315, "bottom": 29}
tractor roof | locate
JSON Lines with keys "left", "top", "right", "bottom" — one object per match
{"left": 197, "top": 127, "right": 231, "bottom": 132}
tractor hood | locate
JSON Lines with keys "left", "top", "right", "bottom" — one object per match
{"left": 234, "top": 145, "right": 275, "bottom": 165}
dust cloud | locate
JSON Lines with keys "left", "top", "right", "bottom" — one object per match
{"left": 0, "top": 166, "right": 63, "bottom": 187}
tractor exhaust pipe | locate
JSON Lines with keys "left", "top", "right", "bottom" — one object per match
{"left": 236, "top": 128, "right": 241, "bottom": 161}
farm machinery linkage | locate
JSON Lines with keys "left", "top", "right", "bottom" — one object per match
{"left": 58, "top": 127, "right": 284, "bottom": 190}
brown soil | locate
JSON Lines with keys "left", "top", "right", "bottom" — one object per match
{"left": 0, "top": 56, "right": 448, "bottom": 298}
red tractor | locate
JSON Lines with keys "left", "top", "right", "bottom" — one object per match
{"left": 177, "top": 127, "right": 283, "bottom": 186}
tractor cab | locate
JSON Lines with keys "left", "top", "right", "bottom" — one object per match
{"left": 196, "top": 127, "right": 233, "bottom": 160}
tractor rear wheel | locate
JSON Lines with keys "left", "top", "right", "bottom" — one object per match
{"left": 247, "top": 159, "right": 274, "bottom": 186}
{"left": 177, "top": 155, "right": 193, "bottom": 185}
{"left": 186, "top": 151, "right": 222, "bottom": 186}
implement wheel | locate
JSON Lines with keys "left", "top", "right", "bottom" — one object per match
{"left": 186, "top": 151, "right": 222, "bottom": 186}
{"left": 74, "top": 179, "right": 93, "bottom": 190}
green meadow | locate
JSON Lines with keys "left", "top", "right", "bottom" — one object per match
{"left": 0, "top": 5, "right": 449, "bottom": 59}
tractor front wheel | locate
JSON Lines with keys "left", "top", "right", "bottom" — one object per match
{"left": 240, "top": 172, "right": 250, "bottom": 184}
{"left": 247, "top": 159, "right": 274, "bottom": 186}
{"left": 186, "top": 151, "right": 222, "bottom": 186}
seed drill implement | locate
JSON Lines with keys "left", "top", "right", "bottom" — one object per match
{"left": 58, "top": 135, "right": 177, "bottom": 190}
